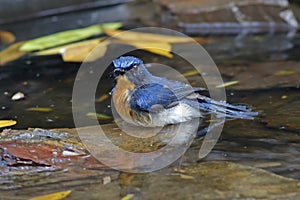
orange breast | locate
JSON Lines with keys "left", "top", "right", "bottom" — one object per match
{"left": 112, "top": 76, "right": 135, "bottom": 122}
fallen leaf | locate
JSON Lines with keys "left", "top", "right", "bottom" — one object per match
{"left": 20, "top": 22, "right": 122, "bottom": 52}
{"left": 96, "top": 94, "right": 110, "bottom": 103}
{"left": 115, "top": 40, "right": 173, "bottom": 58}
{"left": 281, "top": 95, "right": 288, "bottom": 99}
{"left": 62, "top": 39, "right": 110, "bottom": 62}
{"left": 0, "top": 30, "right": 16, "bottom": 44}
{"left": 274, "top": 70, "right": 296, "bottom": 76}
{"left": 29, "top": 190, "right": 72, "bottom": 200}
{"left": 182, "top": 70, "right": 200, "bottom": 77}
{"left": 104, "top": 28, "right": 194, "bottom": 43}
{"left": 11, "top": 92, "right": 25, "bottom": 101}
{"left": 26, "top": 107, "right": 53, "bottom": 112}
{"left": 0, "top": 120, "right": 17, "bottom": 128}
{"left": 86, "top": 112, "right": 112, "bottom": 120}
{"left": 180, "top": 174, "right": 195, "bottom": 179}
{"left": 34, "top": 38, "right": 104, "bottom": 56}
{"left": 216, "top": 81, "right": 239, "bottom": 88}
{"left": 121, "top": 194, "right": 135, "bottom": 200}
{"left": 0, "top": 42, "right": 27, "bottom": 66}
{"left": 103, "top": 176, "right": 111, "bottom": 185}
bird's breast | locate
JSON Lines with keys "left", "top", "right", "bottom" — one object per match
{"left": 112, "top": 76, "right": 136, "bottom": 123}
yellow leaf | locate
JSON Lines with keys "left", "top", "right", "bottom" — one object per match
{"left": 115, "top": 40, "right": 173, "bottom": 58}
{"left": 96, "top": 94, "right": 110, "bottom": 103}
{"left": 0, "top": 42, "right": 27, "bottom": 66}
{"left": 0, "top": 30, "right": 16, "bottom": 44}
{"left": 216, "top": 81, "right": 239, "bottom": 88}
{"left": 0, "top": 120, "right": 17, "bottom": 128}
{"left": 34, "top": 38, "right": 104, "bottom": 56}
{"left": 86, "top": 112, "right": 112, "bottom": 120}
{"left": 62, "top": 40, "right": 110, "bottom": 62}
{"left": 29, "top": 190, "right": 72, "bottom": 200}
{"left": 26, "top": 107, "right": 53, "bottom": 112}
{"left": 182, "top": 70, "right": 200, "bottom": 77}
{"left": 274, "top": 70, "right": 296, "bottom": 76}
{"left": 121, "top": 194, "right": 135, "bottom": 200}
{"left": 180, "top": 174, "right": 195, "bottom": 179}
{"left": 104, "top": 28, "right": 194, "bottom": 43}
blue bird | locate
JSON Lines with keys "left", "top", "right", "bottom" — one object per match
{"left": 111, "top": 56, "right": 258, "bottom": 127}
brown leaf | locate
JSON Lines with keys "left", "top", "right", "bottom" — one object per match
{"left": 0, "top": 42, "right": 27, "bottom": 66}
{"left": 0, "top": 30, "right": 16, "bottom": 44}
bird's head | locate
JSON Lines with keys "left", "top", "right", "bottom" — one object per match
{"left": 112, "top": 56, "right": 152, "bottom": 84}
{"left": 113, "top": 56, "right": 143, "bottom": 76}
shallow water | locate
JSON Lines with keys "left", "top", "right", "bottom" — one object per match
{"left": 0, "top": 2, "right": 300, "bottom": 199}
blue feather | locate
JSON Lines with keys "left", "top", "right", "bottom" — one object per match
{"left": 113, "top": 56, "right": 143, "bottom": 70}
{"left": 129, "top": 83, "right": 178, "bottom": 111}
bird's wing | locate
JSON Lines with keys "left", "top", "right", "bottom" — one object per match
{"left": 129, "top": 83, "right": 179, "bottom": 112}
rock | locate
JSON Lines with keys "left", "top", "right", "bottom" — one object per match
{"left": 154, "top": 0, "right": 298, "bottom": 35}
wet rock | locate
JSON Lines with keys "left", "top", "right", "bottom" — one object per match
{"left": 154, "top": 0, "right": 298, "bottom": 35}
{"left": 123, "top": 161, "right": 300, "bottom": 199}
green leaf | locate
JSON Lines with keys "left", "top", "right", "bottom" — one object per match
{"left": 20, "top": 22, "right": 122, "bottom": 52}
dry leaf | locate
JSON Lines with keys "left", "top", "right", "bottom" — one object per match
{"left": 104, "top": 28, "right": 194, "bottom": 43}
{"left": 180, "top": 174, "right": 195, "bottom": 179}
{"left": 182, "top": 70, "right": 200, "bottom": 77}
{"left": 274, "top": 70, "right": 296, "bottom": 76}
{"left": 216, "top": 81, "right": 239, "bottom": 88}
{"left": 63, "top": 40, "right": 110, "bottom": 62}
{"left": 96, "top": 94, "right": 110, "bottom": 103}
{"left": 115, "top": 40, "right": 173, "bottom": 58}
{"left": 29, "top": 190, "right": 72, "bottom": 200}
{"left": 26, "top": 107, "right": 53, "bottom": 112}
{"left": 86, "top": 112, "right": 112, "bottom": 120}
{"left": 121, "top": 194, "right": 135, "bottom": 200}
{"left": 0, "top": 42, "right": 27, "bottom": 66}
{"left": 0, "top": 120, "right": 17, "bottom": 128}
{"left": 34, "top": 38, "right": 104, "bottom": 56}
{"left": 0, "top": 30, "right": 16, "bottom": 44}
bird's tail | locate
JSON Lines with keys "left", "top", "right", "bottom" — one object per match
{"left": 186, "top": 96, "right": 258, "bottom": 120}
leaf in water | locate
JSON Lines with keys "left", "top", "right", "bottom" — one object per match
{"left": 0, "top": 30, "right": 16, "bottom": 44}
{"left": 182, "top": 70, "right": 200, "bottom": 77}
{"left": 115, "top": 40, "right": 173, "bottom": 58}
{"left": 180, "top": 174, "right": 195, "bottom": 179}
{"left": 62, "top": 39, "right": 110, "bottom": 62}
{"left": 0, "top": 42, "right": 27, "bottom": 66}
{"left": 96, "top": 94, "right": 110, "bottom": 103}
{"left": 20, "top": 22, "right": 122, "bottom": 52}
{"left": 104, "top": 28, "right": 195, "bottom": 43}
{"left": 121, "top": 194, "right": 135, "bottom": 200}
{"left": 29, "top": 190, "right": 72, "bottom": 200}
{"left": 274, "top": 70, "right": 296, "bottom": 76}
{"left": 0, "top": 120, "right": 17, "bottom": 128}
{"left": 34, "top": 38, "right": 104, "bottom": 56}
{"left": 86, "top": 112, "right": 112, "bottom": 120}
{"left": 26, "top": 107, "right": 53, "bottom": 112}
{"left": 216, "top": 81, "right": 239, "bottom": 88}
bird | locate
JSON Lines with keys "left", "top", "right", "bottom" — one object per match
{"left": 111, "top": 56, "right": 258, "bottom": 128}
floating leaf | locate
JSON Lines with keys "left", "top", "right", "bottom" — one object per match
{"left": 20, "top": 22, "right": 122, "bottom": 52}
{"left": 104, "top": 28, "right": 194, "bottom": 43}
{"left": 274, "top": 70, "right": 296, "bottom": 76}
{"left": 0, "top": 42, "right": 27, "bottom": 66}
{"left": 29, "top": 190, "right": 72, "bottom": 200}
{"left": 96, "top": 94, "right": 110, "bottom": 103}
{"left": 216, "top": 81, "right": 239, "bottom": 88}
{"left": 281, "top": 95, "right": 288, "bottom": 99}
{"left": 34, "top": 38, "right": 104, "bottom": 56}
{"left": 0, "top": 30, "right": 16, "bottom": 44}
{"left": 0, "top": 120, "right": 17, "bottom": 128}
{"left": 86, "top": 112, "right": 112, "bottom": 120}
{"left": 115, "top": 40, "right": 173, "bottom": 58}
{"left": 62, "top": 39, "right": 110, "bottom": 62}
{"left": 182, "top": 70, "right": 200, "bottom": 77}
{"left": 180, "top": 174, "right": 195, "bottom": 179}
{"left": 26, "top": 107, "right": 53, "bottom": 112}
{"left": 121, "top": 194, "right": 135, "bottom": 200}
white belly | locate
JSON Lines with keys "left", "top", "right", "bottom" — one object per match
{"left": 149, "top": 103, "right": 202, "bottom": 127}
